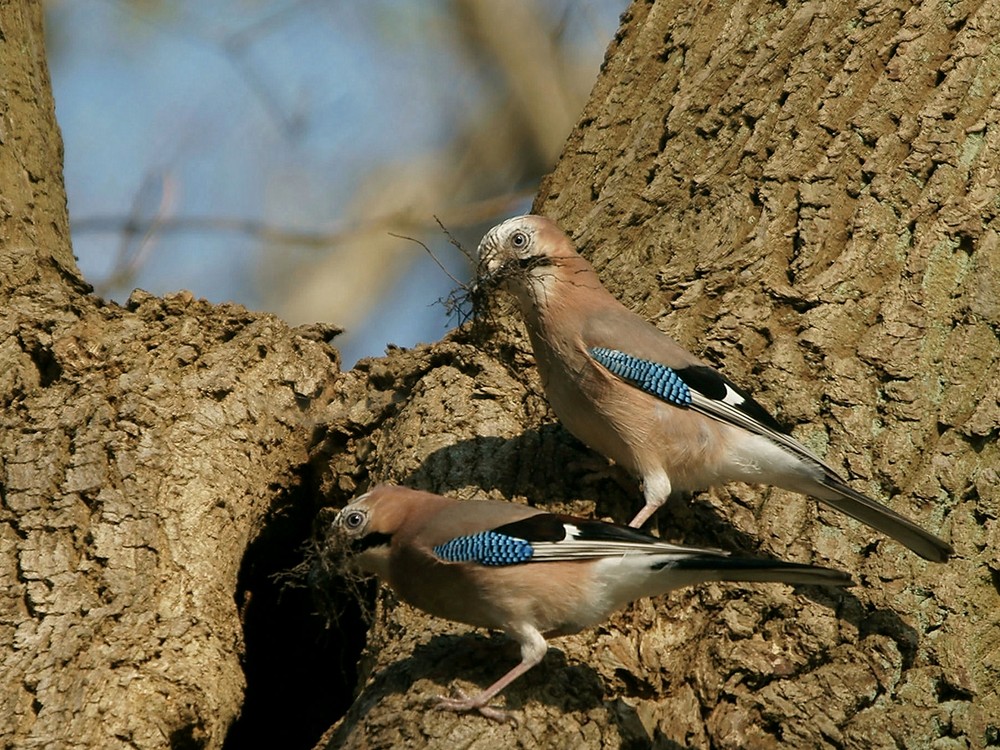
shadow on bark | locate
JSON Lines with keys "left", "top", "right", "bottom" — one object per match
{"left": 224, "top": 485, "right": 370, "bottom": 750}
{"left": 317, "top": 631, "right": 661, "bottom": 749}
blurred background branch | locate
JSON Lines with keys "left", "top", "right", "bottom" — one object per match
{"left": 49, "top": 0, "right": 627, "bottom": 364}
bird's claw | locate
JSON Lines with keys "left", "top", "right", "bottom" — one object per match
{"left": 434, "top": 688, "right": 517, "bottom": 724}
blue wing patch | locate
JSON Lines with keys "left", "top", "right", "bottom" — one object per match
{"left": 589, "top": 347, "right": 692, "bottom": 407}
{"left": 433, "top": 531, "right": 534, "bottom": 566}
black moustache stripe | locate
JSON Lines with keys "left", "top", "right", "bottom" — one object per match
{"left": 351, "top": 531, "right": 392, "bottom": 554}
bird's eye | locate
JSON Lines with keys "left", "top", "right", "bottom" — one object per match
{"left": 342, "top": 510, "right": 366, "bottom": 530}
{"left": 510, "top": 230, "right": 528, "bottom": 249}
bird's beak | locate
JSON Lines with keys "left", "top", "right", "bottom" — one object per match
{"left": 473, "top": 251, "right": 503, "bottom": 295}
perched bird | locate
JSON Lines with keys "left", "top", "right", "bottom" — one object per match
{"left": 335, "top": 484, "right": 852, "bottom": 721}
{"left": 476, "top": 215, "right": 952, "bottom": 562}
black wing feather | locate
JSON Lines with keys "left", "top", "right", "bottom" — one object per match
{"left": 493, "top": 513, "right": 661, "bottom": 544}
{"left": 676, "top": 364, "right": 788, "bottom": 435}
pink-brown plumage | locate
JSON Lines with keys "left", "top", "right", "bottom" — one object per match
{"left": 477, "top": 215, "right": 952, "bottom": 561}
{"left": 336, "top": 484, "right": 851, "bottom": 720}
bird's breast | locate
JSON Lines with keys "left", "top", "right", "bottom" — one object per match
{"left": 388, "top": 546, "right": 609, "bottom": 636}
{"left": 529, "top": 330, "right": 739, "bottom": 490}
{"left": 536, "top": 339, "right": 647, "bottom": 472}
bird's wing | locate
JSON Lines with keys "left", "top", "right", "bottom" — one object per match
{"left": 586, "top": 344, "right": 833, "bottom": 472}
{"left": 431, "top": 512, "right": 731, "bottom": 565}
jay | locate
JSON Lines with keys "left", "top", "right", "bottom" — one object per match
{"left": 335, "top": 484, "right": 852, "bottom": 721}
{"left": 476, "top": 215, "right": 952, "bottom": 562}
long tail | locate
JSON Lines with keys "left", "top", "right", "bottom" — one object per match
{"left": 661, "top": 555, "right": 853, "bottom": 588}
{"left": 815, "top": 476, "right": 953, "bottom": 563}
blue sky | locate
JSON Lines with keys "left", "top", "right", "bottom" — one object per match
{"left": 48, "top": 0, "right": 625, "bottom": 365}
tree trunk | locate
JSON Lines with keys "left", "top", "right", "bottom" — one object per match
{"left": 2, "top": 1, "right": 997, "bottom": 750}
{"left": 0, "top": 5, "right": 343, "bottom": 748}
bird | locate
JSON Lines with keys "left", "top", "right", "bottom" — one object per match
{"left": 475, "top": 214, "right": 953, "bottom": 563}
{"left": 334, "top": 484, "right": 852, "bottom": 721}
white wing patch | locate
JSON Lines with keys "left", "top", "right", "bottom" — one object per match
{"left": 722, "top": 383, "right": 745, "bottom": 406}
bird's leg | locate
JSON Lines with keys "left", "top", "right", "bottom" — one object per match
{"left": 627, "top": 503, "right": 658, "bottom": 528}
{"left": 435, "top": 624, "right": 547, "bottom": 722}
{"left": 629, "top": 469, "right": 672, "bottom": 528}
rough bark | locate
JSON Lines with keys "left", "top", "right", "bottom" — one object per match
{"left": 327, "top": 1, "right": 999, "bottom": 748}
{"left": 1, "top": 4, "right": 343, "bottom": 748}
{"left": 2, "top": 1, "right": 998, "bottom": 749}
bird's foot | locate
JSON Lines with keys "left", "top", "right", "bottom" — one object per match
{"left": 435, "top": 687, "right": 517, "bottom": 724}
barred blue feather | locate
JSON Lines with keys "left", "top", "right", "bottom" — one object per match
{"left": 589, "top": 347, "right": 692, "bottom": 407}
{"left": 433, "top": 531, "right": 534, "bottom": 566}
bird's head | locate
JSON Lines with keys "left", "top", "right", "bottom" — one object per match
{"left": 476, "top": 215, "right": 587, "bottom": 309}
{"left": 333, "top": 485, "right": 409, "bottom": 579}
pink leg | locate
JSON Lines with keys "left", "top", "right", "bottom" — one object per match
{"left": 435, "top": 624, "right": 548, "bottom": 722}
{"left": 628, "top": 502, "right": 658, "bottom": 528}
{"left": 629, "top": 469, "right": 671, "bottom": 527}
